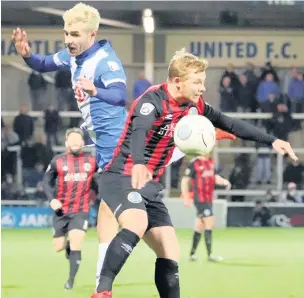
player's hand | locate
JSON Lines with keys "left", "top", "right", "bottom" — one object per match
{"left": 50, "top": 199, "right": 62, "bottom": 211}
{"left": 184, "top": 198, "right": 193, "bottom": 208}
{"left": 76, "top": 77, "right": 97, "bottom": 96}
{"left": 132, "top": 164, "right": 152, "bottom": 189}
{"left": 11, "top": 27, "right": 31, "bottom": 57}
{"left": 224, "top": 180, "right": 231, "bottom": 190}
{"left": 272, "top": 139, "right": 298, "bottom": 161}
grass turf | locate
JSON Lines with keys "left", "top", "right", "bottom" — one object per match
{"left": 2, "top": 228, "right": 304, "bottom": 298}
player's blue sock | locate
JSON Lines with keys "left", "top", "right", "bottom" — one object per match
{"left": 96, "top": 228, "right": 140, "bottom": 292}
{"left": 155, "top": 258, "right": 180, "bottom": 298}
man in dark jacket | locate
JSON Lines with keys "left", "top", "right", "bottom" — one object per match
{"left": 13, "top": 104, "right": 34, "bottom": 143}
{"left": 28, "top": 70, "right": 47, "bottom": 110}
{"left": 44, "top": 105, "right": 61, "bottom": 146}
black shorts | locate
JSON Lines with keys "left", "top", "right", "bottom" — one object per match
{"left": 99, "top": 172, "right": 173, "bottom": 231}
{"left": 194, "top": 201, "right": 213, "bottom": 218}
{"left": 52, "top": 212, "right": 89, "bottom": 238}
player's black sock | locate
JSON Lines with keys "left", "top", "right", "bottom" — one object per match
{"left": 96, "top": 228, "right": 140, "bottom": 293}
{"left": 155, "top": 258, "right": 180, "bottom": 298}
{"left": 68, "top": 250, "right": 81, "bottom": 283}
{"left": 190, "top": 231, "right": 201, "bottom": 255}
{"left": 65, "top": 240, "right": 71, "bottom": 259}
{"left": 204, "top": 229, "right": 212, "bottom": 257}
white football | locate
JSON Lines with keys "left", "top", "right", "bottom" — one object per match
{"left": 174, "top": 115, "right": 216, "bottom": 156}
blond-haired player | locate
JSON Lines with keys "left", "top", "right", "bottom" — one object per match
{"left": 12, "top": 2, "right": 124, "bottom": 290}
{"left": 92, "top": 48, "right": 297, "bottom": 298}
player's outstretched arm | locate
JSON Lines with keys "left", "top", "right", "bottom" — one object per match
{"left": 181, "top": 176, "right": 193, "bottom": 207}
{"left": 203, "top": 102, "right": 298, "bottom": 161}
{"left": 215, "top": 174, "right": 231, "bottom": 189}
{"left": 12, "top": 27, "right": 67, "bottom": 72}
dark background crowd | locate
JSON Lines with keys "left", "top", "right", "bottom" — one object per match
{"left": 1, "top": 63, "right": 304, "bottom": 203}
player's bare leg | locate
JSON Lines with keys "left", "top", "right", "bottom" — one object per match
{"left": 95, "top": 201, "right": 119, "bottom": 289}
{"left": 202, "top": 216, "right": 223, "bottom": 262}
{"left": 189, "top": 217, "right": 205, "bottom": 261}
{"left": 53, "top": 236, "right": 66, "bottom": 253}
{"left": 143, "top": 226, "right": 181, "bottom": 298}
{"left": 64, "top": 229, "right": 86, "bottom": 289}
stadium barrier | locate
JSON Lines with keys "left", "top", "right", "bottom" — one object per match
{"left": 1, "top": 206, "right": 97, "bottom": 229}
{"left": 3, "top": 200, "right": 304, "bottom": 229}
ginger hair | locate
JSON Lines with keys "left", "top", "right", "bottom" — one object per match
{"left": 168, "top": 48, "right": 208, "bottom": 80}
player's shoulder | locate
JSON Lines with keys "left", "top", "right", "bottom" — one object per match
{"left": 132, "top": 84, "right": 166, "bottom": 115}
{"left": 94, "top": 41, "right": 124, "bottom": 71}
{"left": 138, "top": 84, "right": 167, "bottom": 105}
{"left": 52, "top": 152, "right": 67, "bottom": 161}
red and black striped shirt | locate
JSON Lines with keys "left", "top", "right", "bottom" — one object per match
{"left": 105, "top": 82, "right": 276, "bottom": 181}
{"left": 43, "top": 152, "right": 97, "bottom": 214}
{"left": 185, "top": 157, "right": 215, "bottom": 203}
{"left": 105, "top": 83, "right": 205, "bottom": 181}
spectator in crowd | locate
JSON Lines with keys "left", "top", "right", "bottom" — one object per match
{"left": 268, "top": 103, "right": 293, "bottom": 141}
{"left": 229, "top": 154, "right": 252, "bottom": 202}
{"left": 265, "top": 189, "right": 277, "bottom": 202}
{"left": 44, "top": 105, "right": 61, "bottom": 147}
{"left": 237, "top": 74, "right": 255, "bottom": 112}
{"left": 1, "top": 121, "right": 19, "bottom": 180}
{"left": 255, "top": 125, "right": 272, "bottom": 185}
{"left": 219, "top": 76, "right": 238, "bottom": 112}
{"left": 220, "top": 63, "right": 240, "bottom": 98}
{"left": 1, "top": 173, "right": 26, "bottom": 200}
{"left": 35, "top": 181, "right": 48, "bottom": 206}
{"left": 283, "top": 159, "right": 304, "bottom": 187}
{"left": 21, "top": 138, "right": 37, "bottom": 186}
{"left": 243, "top": 62, "right": 259, "bottom": 90}
{"left": 288, "top": 70, "right": 304, "bottom": 113}
{"left": 132, "top": 71, "right": 152, "bottom": 99}
{"left": 55, "top": 68, "right": 72, "bottom": 111}
{"left": 256, "top": 73, "right": 281, "bottom": 112}
{"left": 28, "top": 70, "right": 47, "bottom": 111}
{"left": 260, "top": 61, "right": 280, "bottom": 83}
{"left": 13, "top": 103, "right": 34, "bottom": 143}
{"left": 281, "top": 182, "right": 303, "bottom": 203}
{"left": 33, "top": 134, "right": 54, "bottom": 171}
{"left": 252, "top": 200, "right": 271, "bottom": 227}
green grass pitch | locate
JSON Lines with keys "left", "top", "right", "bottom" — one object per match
{"left": 2, "top": 228, "right": 304, "bottom": 298}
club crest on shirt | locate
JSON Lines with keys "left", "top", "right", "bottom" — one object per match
{"left": 188, "top": 107, "right": 198, "bottom": 115}
{"left": 140, "top": 103, "right": 155, "bottom": 115}
{"left": 84, "top": 163, "right": 92, "bottom": 172}
{"left": 107, "top": 61, "right": 120, "bottom": 71}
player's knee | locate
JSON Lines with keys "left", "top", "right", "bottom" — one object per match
{"left": 155, "top": 258, "right": 180, "bottom": 295}
{"left": 203, "top": 216, "right": 215, "bottom": 230}
{"left": 119, "top": 209, "right": 148, "bottom": 238}
{"left": 53, "top": 243, "right": 65, "bottom": 252}
{"left": 195, "top": 217, "right": 205, "bottom": 232}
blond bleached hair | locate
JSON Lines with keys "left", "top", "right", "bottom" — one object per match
{"left": 63, "top": 2, "right": 101, "bottom": 31}
{"left": 168, "top": 48, "right": 208, "bottom": 80}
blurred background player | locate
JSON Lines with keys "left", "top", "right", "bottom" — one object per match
{"left": 43, "top": 128, "right": 97, "bottom": 289}
{"left": 181, "top": 153, "right": 231, "bottom": 262}
{"left": 11, "top": 2, "right": 127, "bottom": 288}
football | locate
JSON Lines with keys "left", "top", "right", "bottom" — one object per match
{"left": 174, "top": 115, "right": 216, "bottom": 155}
